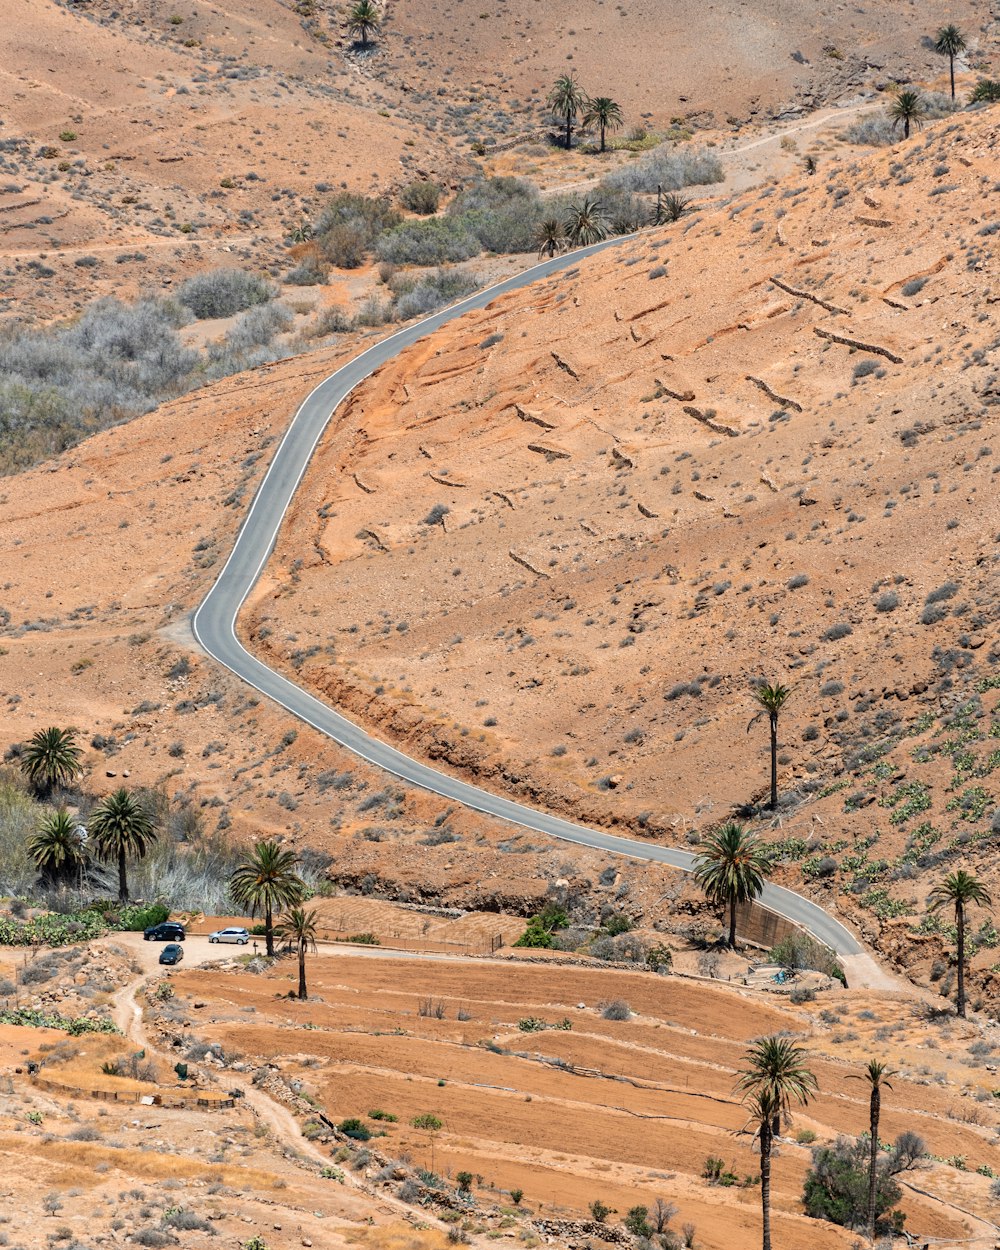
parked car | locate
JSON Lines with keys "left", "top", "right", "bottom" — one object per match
{"left": 144, "top": 921, "right": 185, "bottom": 942}
{"left": 159, "top": 943, "right": 184, "bottom": 965}
{"left": 209, "top": 926, "right": 250, "bottom": 944}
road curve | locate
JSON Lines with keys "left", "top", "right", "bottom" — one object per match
{"left": 192, "top": 241, "right": 863, "bottom": 960}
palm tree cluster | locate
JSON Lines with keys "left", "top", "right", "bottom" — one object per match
{"left": 24, "top": 725, "right": 159, "bottom": 904}
{"left": 546, "top": 75, "right": 623, "bottom": 151}
{"left": 736, "top": 1036, "right": 818, "bottom": 1250}
{"left": 737, "top": 1042, "right": 922, "bottom": 1247}
{"left": 535, "top": 195, "right": 611, "bottom": 260}
{"left": 693, "top": 686, "right": 993, "bottom": 1023}
{"left": 230, "top": 839, "right": 321, "bottom": 998}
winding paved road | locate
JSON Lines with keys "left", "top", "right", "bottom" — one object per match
{"left": 192, "top": 242, "right": 864, "bottom": 962}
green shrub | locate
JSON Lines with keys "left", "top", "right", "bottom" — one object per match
{"left": 0, "top": 1006, "right": 119, "bottom": 1035}
{"left": 400, "top": 180, "right": 442, "bottom": 214}
{"left": 624, "top": 1206, "right": 652, "bottom": 1237}
{"left": 411, "top": 1113, "right": 443, "bottom": 1130}
{"left": 116, "top": 901, "right": 169, "bottom": 931}
{"left": 338, "top": 1117, "right": 372, "bottom": 1141}
{"left": 513, "top": 904, "right": 568, "bottom": 949}
{"left": 518, "top": 1016, "right": 547, "bottom": 1032}
{"left": 802, "top": 1137, "right": 904, "bottom": 1233}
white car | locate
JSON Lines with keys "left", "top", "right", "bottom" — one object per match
{"left": 209, "top": 926, "right": 250, "bottom": 944}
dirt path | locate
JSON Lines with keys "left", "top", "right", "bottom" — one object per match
{"left": 543, "top": 99, "right": 877, "bottom": 199}
{"left": 109, "top": 962, "right": 463, "bottom": 1232}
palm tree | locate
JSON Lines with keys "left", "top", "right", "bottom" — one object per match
{"left": 563, "top": 196, "right": 609, "bottom": 247}
{"left": 582, "top": 96, "right": 624, "bottom": 153}
{"left": 693, "top": 821, "right": 772, "bottom": 947}
{"left": 970, "top": 77, "right": 1000, "bottom": 103}
{"left": 847, "top": 1059, "right": 896, "bottom": 1238}
{"left": 934, "top": 24, "right": 966, "bottom": 100}
{"left": 748, "top": 681, "right": 792, "bottom": 810}
{"left": 347, "top": 0, "right": 380, "bottom": 49}
{"left": 28, "top": 808, "right": 88, "bottom": 889}
{"left": 928, "top": 869, "right": 992, "bottom": 1017}
{"left": 230, "top": 840, "right": 305, "bottom": 957}
{"left": 275, "top": 906, "right": 319, "bottom": 999}
{"left": 20, "top": 727, "right": 82, "bottom": 798}
{"left": 889, "top": 89, "right": 927, "bottom": 140}
{"left": 653, "top": 191, "right": 689, "bottom": 225}
{"left": 89, "top": 788, "right": 157, "bottom": 903}
{"left": 547, "top": 74, "right": 587, "bottom": 150}
{"left": 735, "top": 1037, "right": 818, "bottom": 1250}
{"left": 536, "top": 217, "right": 566, "bottom": 259}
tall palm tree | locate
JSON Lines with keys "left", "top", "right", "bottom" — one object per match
{"left": 536, "top": 217, "right": 566, "bottom": 259}
{"left": 735, "top": 1037, "right": 818, "bottom": 1250}
{"left": 693, "top": 821, "right": 772, "bottom": 947}
{"left": 347, "top": 0, "right": 380, "bottom": 49}
{"left": 889, "top": 89, "right": 927, "bottom": 140}
{"left": 847, "top": 1059, "right": 896, "bottom": 1238}
{"left": 748, "top": 681, "right": 792, "bottom": 810}
{"left": 563, "top": 196, "right": 609, "bottom": 247}
{"left": 582, "top": 96, "right": 624, "bottom": 153}
{"left": 547, "top": 74, "right": 587, "bottom": 150}
{"left": 20, "top": 727, "right": 82, "bottom": 798}
{"left": 28, "top": 808, "right": 88, "bottom": 889}
{"left": 230, "top": 840, "right": 305, "bottom": 957}
{"left": 934, "top": 24, "right": 966, "bottom": 100}
{"left": 928, "top": 869, "right": 992, "bottom": 1017}
{"left": 89, "top": 788, "right": 157, "bottom": 904}
{"left": 275, "top": 906, "right": 319, "bottom": 999}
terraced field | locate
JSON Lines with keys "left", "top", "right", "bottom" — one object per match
{"left": 175, "top": 952, "right": 1000, "bottom": 1248}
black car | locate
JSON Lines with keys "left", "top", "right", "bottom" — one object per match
{"left": 159, "top": 943, "right": 184, "bottom": 966}
{"left": 144, "top": 921, "right": 186, "bottom": 942}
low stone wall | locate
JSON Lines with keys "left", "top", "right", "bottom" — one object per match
{"left": 28, "top": 1073, "right": 234, "bottom": 1109}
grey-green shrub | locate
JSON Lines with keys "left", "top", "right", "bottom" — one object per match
{"left": 178, "top": 268, "right": 276, "bottom": 319}
{"left": 376, "top": 216, "right": 481, "bottom": 266}
{"left": 392, "top": 268, "right": 480, "bottom": 320}
{"left": 601, "top": 146, "right": 723, "bottom": 195}
{"left": 316, "top": 192, "right": 402, "bottom": 268}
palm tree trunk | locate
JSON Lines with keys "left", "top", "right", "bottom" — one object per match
{"left": 904, "top": 117, "right": 911, "bottom": 140}
{"left": 265, "top": 902, "right": 274, "bottom": 957}
{"left": 729, "top": 895, "right": 738, "bottom": 948}
{"left": 118, "top": 848, "right": 128, "bottom": 904}
{"left": 867, "top": 1087, "right": 880, "bottom": 1237}
{"left": 565, "top": 114, "right": 572, "bottom": 149}
{"left": 600, "top": 122, "right": 606, "bottom": 153}
{"left": 298, "top": 943, "right": 307, "bottom": 1000}
{"left": 769, "top": 713, "right": 778, "bottom": 809}
{"left": 759, "top": 1118, "right": 772, "bottom": 1250}
{"left": 949, "top": 54, "right": 956, "bottom": 100}
{"left": 956, "top": 903, "right": 966, "bottom": 1017}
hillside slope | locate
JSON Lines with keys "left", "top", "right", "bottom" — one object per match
{"left": 249, "top": 108, "right": 1000, "bottom": 1001}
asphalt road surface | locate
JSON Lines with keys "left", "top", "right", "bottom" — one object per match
{"left": 192, "top": 241, "right": 863, "bottom": 960}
